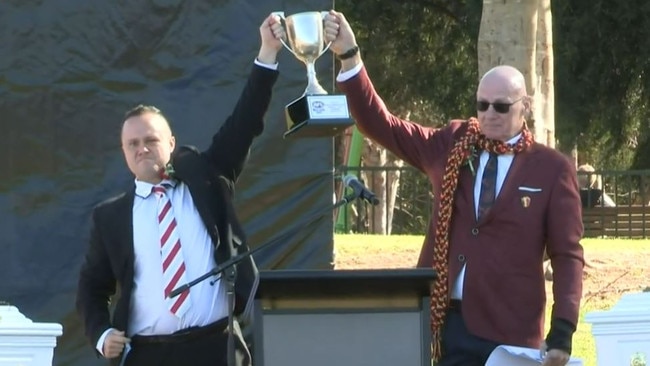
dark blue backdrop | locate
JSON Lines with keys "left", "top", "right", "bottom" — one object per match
{"left": 0, "top": 0, "right": 336, "bottom": 364}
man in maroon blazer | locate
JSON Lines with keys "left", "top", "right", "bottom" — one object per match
{"left": 323, "top": 10, "right": 584, "bottom": 366}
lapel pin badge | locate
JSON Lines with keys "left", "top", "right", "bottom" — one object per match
{"left": 521, "top": 196, "right": 531, "bottom": 208}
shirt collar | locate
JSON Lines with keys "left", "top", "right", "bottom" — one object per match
{"left": 506, "top": 132, "right": 522, "bottom": 145}
{"left": 134, "top": 179, "right": 177, "bottom": 198}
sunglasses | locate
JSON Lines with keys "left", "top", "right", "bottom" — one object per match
{"left": 476, "top": 97, "right": 523, "bottom": 114}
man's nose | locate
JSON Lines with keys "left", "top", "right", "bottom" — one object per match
{"left": 485, "top": 105, "right": 499, "bottom": 114}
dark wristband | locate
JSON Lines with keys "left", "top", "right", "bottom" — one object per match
{"left": 337, "top": 45, "right": 359, "bottom": 60}
{"left": 545, "top": 317, "right": 576, "bottom": 354}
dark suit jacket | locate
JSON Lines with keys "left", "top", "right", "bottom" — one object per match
{"left": 338, "top": 66, "right": 584, "bottom": 349}
{"left": 76, "top": 64, "right": 278, "bottom": 362}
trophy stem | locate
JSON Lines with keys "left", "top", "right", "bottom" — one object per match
{"left": 304, "top": 62, "right": 328, "bottom": 96}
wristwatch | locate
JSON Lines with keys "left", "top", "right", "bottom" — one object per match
{"left": 337, "top": 45, "right": 360, "bottom": 60}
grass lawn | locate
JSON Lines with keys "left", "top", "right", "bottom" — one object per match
{"left": 334, "top": 235, "right": 650, "bottom": 366}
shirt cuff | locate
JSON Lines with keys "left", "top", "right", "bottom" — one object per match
{"left": 336, "top": 62, "right": 364, "bottom": 82}
{"left": 254, "top": 58, "right": 278, "bottom": 70}
{"left": 96, "top": 328, "right": 114, "bottom": 356}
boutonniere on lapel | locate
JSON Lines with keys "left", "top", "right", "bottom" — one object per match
{"left": 160, "top": 162, "right": 178, "bottom": 181}
{"left": 462, "top": 145, "right": 478, "bottom": 176}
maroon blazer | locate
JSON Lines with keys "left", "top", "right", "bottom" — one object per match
{"left": 338, "top": 67, "right": 584, "bottom": 349}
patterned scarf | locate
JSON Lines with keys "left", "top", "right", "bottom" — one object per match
{"left": 430, "top": 117, "right": 534, "bottom": 361}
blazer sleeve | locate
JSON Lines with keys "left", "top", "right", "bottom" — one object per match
{"left": 545, "top": 155, "right": 585, "bottom": 326}
{"left": 204, "top": 63, "right": 279, "bottom": 182}
{"left": 337, "top": 66, "right": 449, "bottom": 173}
{"left": 75, "top": 208, "right": 116, "bottom": 353}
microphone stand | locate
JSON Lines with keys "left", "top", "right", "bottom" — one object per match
{"left": 168, "top": 191, "right": 363, "bottom": 366}
{"left": 225, "top": 265, "right": 237, "bottom": 366}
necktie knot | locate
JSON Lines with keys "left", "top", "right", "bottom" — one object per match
{"left": 152, "top": 183, "right": 173, "bottom": 197}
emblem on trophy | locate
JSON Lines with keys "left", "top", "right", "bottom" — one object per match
{"left": 273, "top": 11, "right": 353, "bottom": 138}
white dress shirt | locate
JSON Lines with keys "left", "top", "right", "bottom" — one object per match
{"left": 129, "top": 179, "right": 228, "bottom": 335}
{"left": 450, "top": 134, "right": 521, "bottom": 299}
{"left": 96, "top": 180, "right": 227, "bottom": 357}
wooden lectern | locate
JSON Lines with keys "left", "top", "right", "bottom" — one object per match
{"left": 252, "top": 268, "right": 437, "bottom": 366}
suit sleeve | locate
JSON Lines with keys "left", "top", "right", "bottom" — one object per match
{"left": 337, "top": 66, "right": 447, "bottom": 173}
{"left": 76, "top": 208, "right": 116, "bottom": 353}
{"left": 204, "top": 63, "right": 279, "bottom": 182}
{"left": 544, "top": 156, "right": 585, "bottom": 352}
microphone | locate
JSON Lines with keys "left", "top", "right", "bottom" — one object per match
{"left": 343, "top": 174, "right": 380, "bottom": 205}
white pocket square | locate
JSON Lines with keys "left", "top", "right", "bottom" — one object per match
{"left": 518, "top": 186, "right": 542, "bottom": 192}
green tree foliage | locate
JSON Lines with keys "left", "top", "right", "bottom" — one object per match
{"left": 554, "top": 1, "right": 650, "bottom": 169}
{"left": 334, "top": 1, "right": 650, "bottom": 233}
{"left": 335, "top": 1, "right": 482, "bottom": 234}
{"left": 337, "top": 0, "right": 482, "bottom": 125}
{"left": 336, "top": 0, "right": 650, "bottom": 170}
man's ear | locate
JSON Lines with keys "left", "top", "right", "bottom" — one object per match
{"left": 170, "top": 135, "right": 176, "bottom": 151}
{"left": 522, "top": 95, "right": 533, "bottom": 121}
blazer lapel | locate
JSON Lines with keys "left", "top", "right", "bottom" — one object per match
{"left": 478, "top": 147, "right": 538, "bottom": 225}
{"left": 110, "top": 189, "right": 135, "bottom": 335}
{"left": 117, "top": 190, "right": 135, "bottom": 277}
{"left": 171, "top": 152, "right": 221, "bottom": 249}
{"left": 458, "top": 155, "right": 479, "bottom": 215}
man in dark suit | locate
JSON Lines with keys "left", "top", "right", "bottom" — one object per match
{"left": 75, "top": 14, "right": 284, "bottom": 366}
{"left": 323, "top": 11, "right": 584, "bottom": 366}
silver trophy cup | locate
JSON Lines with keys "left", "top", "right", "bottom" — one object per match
{"left": 273, "top": 11, "right": 352, "bottom": 138}
{"left": 274, "top": 11, "right": 330, "bottom": 95}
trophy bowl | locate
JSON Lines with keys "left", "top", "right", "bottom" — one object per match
{"left": 273, "top": 11, "right": 353, "bottom": 138}
{"left": 274, "top": 11, "right": 329, "bottom": 96}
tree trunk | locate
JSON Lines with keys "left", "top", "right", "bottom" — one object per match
{"left": 478, "top": 0, "right": 538, "bottom": 87}
{"left": 536, "top": 0, "right": 555, "bottom": 147}
{"left": 478, "top": 0, "right": 555, "bottom": 147}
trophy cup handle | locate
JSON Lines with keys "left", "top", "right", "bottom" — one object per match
{"left": 319, "top": 11, "right": 332, "bottom": 57}
{"left": 271, "top": 11, "right": 299, "bottom": 58}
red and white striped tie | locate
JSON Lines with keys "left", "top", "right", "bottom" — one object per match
{"left": 153, "top": 183, "right": 191, "bottom": 317}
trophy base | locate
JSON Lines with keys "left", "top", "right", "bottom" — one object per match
{"left": 283, "top": 94, "right": 354, "bottom": 138}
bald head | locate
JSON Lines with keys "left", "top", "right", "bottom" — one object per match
{"left": 476, "top": 65, "right": 530, "bottom": 141}
{"left": 479, "top": 65, "right": 527, "bottom": 97}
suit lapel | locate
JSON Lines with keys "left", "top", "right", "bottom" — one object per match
{"left": 171, "top": 151, "right": 222, "bottom": 249}
{"left": 458, "top": 155, "right": 479, "bottom": 215}
{"left": 478, "top": 147, "right": 538, "bottom": 225}
{"left": 118, "top": 190, "right": 135, "bottom": 276}
{"left": 110, "top": 189, "right": 135, "bottom": 335}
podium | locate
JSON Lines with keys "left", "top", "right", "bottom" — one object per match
{"left": 585, "top": 292, "right": 650, "bottom": 365}
{"left": 252, "top": 268, "right": 437, "bottom": 366}
{"left": 0, "top": 305, "right": 62, "bottom": 366}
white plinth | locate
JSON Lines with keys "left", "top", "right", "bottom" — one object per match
{"left": 0, "top": 305, "right": 63, "bottom": 366}
{"left": 585, "top": 292, "right": 650, "bottom": 366}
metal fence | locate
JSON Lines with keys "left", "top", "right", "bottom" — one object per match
{"left": 336, "top": 166, "right": 432, "bottom": 235}
{"left": 336, "top": 166, "right": 650, "bottom": 238}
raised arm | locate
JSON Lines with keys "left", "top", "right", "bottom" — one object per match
{"left": 204, "top": 13, "right": 282, "bottom": 182}
{"left": 326, "top": 10, "right": 447, "bottom": 172}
